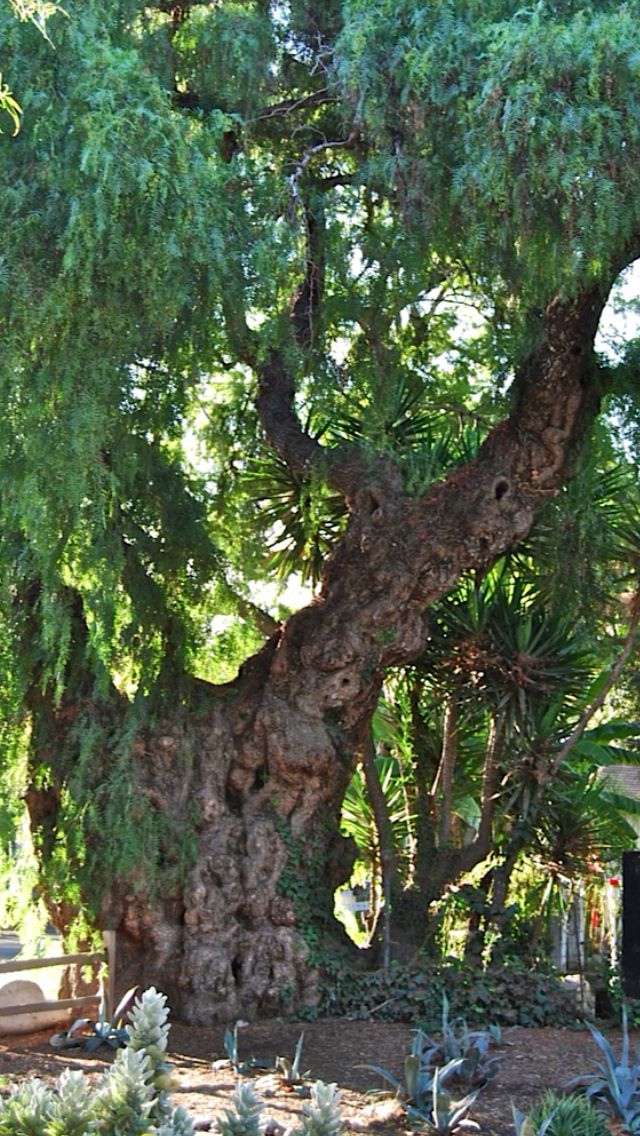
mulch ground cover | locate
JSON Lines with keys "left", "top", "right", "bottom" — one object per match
{"left": 0, "top": 1016, "right": 628, "bottom": 1134}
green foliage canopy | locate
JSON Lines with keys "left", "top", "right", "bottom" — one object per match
{"left": 339, "top": 0, "right": 640, "bottom": 290}
{"left": 2, "top": 0, "right": 640, "bottom": 693}
{"left": 2, "top": 0, "right": 640, "bottom": 932}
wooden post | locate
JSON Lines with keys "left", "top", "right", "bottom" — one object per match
{"left": 622, "top": 851, "right": 640, "bottom": 997}
{"left": 103, "top": 930, "right": 116, "bottom": 1021}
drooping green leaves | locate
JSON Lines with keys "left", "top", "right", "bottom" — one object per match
{"left": 337, "top": 1, "right": 640, "bottom": 297}
{"left": 174, "top": 2, "right": 277, "bottom": 119}
{"left": 2, "top": 0, "right": 640, "bottom": 944}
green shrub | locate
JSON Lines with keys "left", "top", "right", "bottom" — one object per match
{"left": 515, "top": 1091, "right": 608, "bottom": 1135}
{"left": 314, "top": 958, "right": 579, "bottom": 1027}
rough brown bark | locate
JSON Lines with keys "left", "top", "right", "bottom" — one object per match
{"left": 25, "top": 282, "right": 620, "bottom": 1023}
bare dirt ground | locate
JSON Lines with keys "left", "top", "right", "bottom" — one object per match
{"left": 0, "top": 1017, "right": 623, "bottom": 1134}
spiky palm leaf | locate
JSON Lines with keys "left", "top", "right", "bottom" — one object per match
{"left": 422, "top": 569, "right": 597, "bottom": 739}
{"left": 241, "top": 451, "right": 345, "bottom": 585}
{"left": 531, "top": 772, "right": 636, "bottom": 878}
{"left": 341, "top": 754, "right": 415, "bottom": 874}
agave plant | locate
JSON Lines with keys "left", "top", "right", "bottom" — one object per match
{"left": 50, "top": 985, "right": 139, "bottom": 1052}
{"left": 361, "top": 1037, "right": 483, "bottom": 1134}
{"left": 566, "top": 1005, "right": 640, "bottom": 1132}
{"left": 419, "top": 993, "right": 503, "bottom": 1088}
{"left": 276, "top": 1033, "right": 309, "bottom": 1089}
{"left": 359, "top": 1027, "right": 437, "bottom": 1113}
{"left": 223, "top": 1023, "right": 241, "bottom": 1071}
{"left": 414, "top": 1062, "right": 483, "bottom": 1134}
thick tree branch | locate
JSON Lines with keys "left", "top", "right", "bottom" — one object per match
{"left": 258, "top": 182, "right": 405, "bottom": 507}
{"left": 255, "top": 350, "right": 323, "bottom": 477}
{"left": 397, "top": 283, "right": 615, "bottom": 601}
{"left": 256, "top": 349, "right": 405, "bottom": 508}
{"left": 265, "top": 279, "right": 627, "bottom": 739}
{"left": 290, "top": 204, "right": 325, "bottom": 352}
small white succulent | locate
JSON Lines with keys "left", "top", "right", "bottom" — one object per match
{"left": 216, "top": 1081, "right": 268, "bottom": 1136}
{"left": 291, "top": 1081, "right": 343, "bottom": 1136}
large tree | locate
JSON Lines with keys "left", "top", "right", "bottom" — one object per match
{"left": 1, "top": 0, "right": 640, "bottom": 1022}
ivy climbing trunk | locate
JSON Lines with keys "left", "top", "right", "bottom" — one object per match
{"left": 25, "top": 283, "right": 617, "bottom": 1021}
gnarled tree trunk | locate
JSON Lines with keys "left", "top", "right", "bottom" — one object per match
{"left": 27, "top": 283, "right": 615, "bottom": 1022}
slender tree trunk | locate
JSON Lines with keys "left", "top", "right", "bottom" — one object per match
{"left": 437, "top": 697, "right": 459, "bottom": 846}
{"left": 410, "top": 676, "right": 439, "bottom": 899}
{"left": 360, "top": 734, "right": 395, "bottom": 968}
{"left": 463, "top": 869, "right": 493, "bottom": 966}
{"left": 485, "top": 850, "right": 522, "bottom": 964}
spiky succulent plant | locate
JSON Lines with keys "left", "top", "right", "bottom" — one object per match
{"left": 0, "top": 987, "right": 195, "bottom": 1136}
{"left": 216, "top": 1082, "right": 267, "bottom": 1136}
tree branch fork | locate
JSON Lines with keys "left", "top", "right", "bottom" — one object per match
{"left": 253, "top": 276, "right": 625, "bottom": 743}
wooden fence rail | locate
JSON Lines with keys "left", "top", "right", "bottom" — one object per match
{"left": 0, "top": 930, "right": 116, "bottom": 1023}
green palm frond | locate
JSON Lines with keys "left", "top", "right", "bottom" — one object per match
{"left": 531, "top": 772, "right": 636, "bottom": 875}
{"left": 241, "top": 452, "right": 345, "bottom": 585}
{"left": 422, "top": 569, "right": 596, "bottom": 735}
{"left": 341, "top": 755, "right": 415, "bottom": 868}
{"left": 571, "top": 718, "right": 640, "bottom": 766}
{"left": 510, "top": 457, "right": 640, "bottom": 611}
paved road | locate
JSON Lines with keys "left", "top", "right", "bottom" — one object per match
{"left": 0, "top": 932, "right": 21, "bottom": 962}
